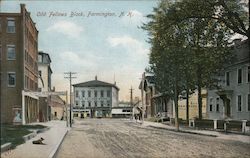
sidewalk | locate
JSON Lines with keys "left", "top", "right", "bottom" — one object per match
{"left": 132, "top": 120, "right": 250, "bottom": 144}
{"left": 1, "top": 120, "right": 69, "bottom": 158}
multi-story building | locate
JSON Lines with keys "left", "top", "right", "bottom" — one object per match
{"left": 139, "top": 72, "right": 173, "bottom": 119}
{"left": 73, "top": 76, "right": 119, "bottom": 118}
{"left": 0, "top": 4, "right": 39, "bottom": 124}
{"left": 139, "top": 72, "right": 155, "bottom": 118}
{"left": 37, "top": 51, "right": 52, "bottom": 121}
{"left": 207, "top": 39, "right": 250, "bottom": 120}
{"left": 38, "top": 51, "right": 52, "bottom": 92}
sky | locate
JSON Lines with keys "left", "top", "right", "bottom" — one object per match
{"left": 0, "top": 0, "right": 159, "bottom": 101}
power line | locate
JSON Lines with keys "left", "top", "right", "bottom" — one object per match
{"left": 64, "top": 72, "right": 77, "bottom": 127}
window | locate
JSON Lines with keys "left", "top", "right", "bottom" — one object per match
{"left": 107, "top": 101, "right": 111, "bottom": 107}
{"left": 76, "top": 90, "right": 79, "bottom": 97}
{"left": 94, "top": 90, "right": 97, "bottom": 97}
{"left": 82, "top": 91, "right": 85, "bottom": 97}
{"left": 237, "top": 95, "right": 242, "bottom": 112}
{"left": 248, "top": 66, "right": 250, "bottom": 83}
{"left": 101, "top": 101, "right": 104, "bottom": 107}
{"left": 237, "top": 68, "right": 242, "bottom": 84}
{"left": 107, "top": 90, "right": 111, "bottom": 97}
{"left": 209, "top": 98, "right": 213, "bottom": 112}
{"left": 82, "top": 101, "right": 85, "bottom": 107}
{"left": 216, "top": 98, "right": 219, "bottom": 112}
{"left": 247, "top": 94, "right": 250, "bottom": 112}
{"left": 95, "top": 101, "right": 97, "bottom": 107}
{"left": 54, "top": 112, "right": 57, "bottom": 117}
{"left": 88, "top": 101, "right": 91, "bottom": 107}
{"left": 88, "top": 91, "right": 91, "bottom": 97}
{"left": 225, "top": 72, "right": 230, "bottom": 86}
{"left": 101, "top": 90, "right": 104, "bottom": 97}
{"left": 7, "top": 19, "right": 15, "bottom": 33}
{"left": 7, "top": 45, "right": 16, "bottom": 60}
{"left": 75, "top": 101, "right": 79, "bottom": 106}
{"left": 7, "top": 72, "right": 16, "bottom": 87}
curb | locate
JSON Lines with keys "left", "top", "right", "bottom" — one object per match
{"left": 48, "top": 129, "right": 69, "bottom": 158}
{"left": 1, "top": 143, "right": 12, "bottom": 153}
{"left": 147, "top": 125, "right": 217, "bottom": 137}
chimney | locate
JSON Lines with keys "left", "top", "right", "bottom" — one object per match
{"left": 20, "top": 4, "right": 26, "bottom": 14}
{"left": 95, "top": 76, "right": 97, "bottom": 80}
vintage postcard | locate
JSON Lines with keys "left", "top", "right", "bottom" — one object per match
{"left": 0, "top": 0, "right": 249, "bottom": 158}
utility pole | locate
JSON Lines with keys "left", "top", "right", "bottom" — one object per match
{"left": 129, "top": 86, "right": 134, "bottom": 119}
{"left": 64, "top": 72, "right": 77, "bottom": 127}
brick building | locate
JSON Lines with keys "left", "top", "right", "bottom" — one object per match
{"left": 0, "top": 4, "right": 39, "bottom": 124}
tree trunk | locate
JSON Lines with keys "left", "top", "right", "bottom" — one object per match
{"left": 186, "top": 87, "right": 189, "bottom": 124}
{"left": 197, "top": 66, "right": 202, "bottom": 120}
{"left": 174, "top": 79, "right": 179, "bottom": 131}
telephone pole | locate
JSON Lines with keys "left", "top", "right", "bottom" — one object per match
{"left": 64, "top": 72, "right": 77, "bottom": 127}
{"left": 130, "top": 86, "right": 133, "bottom": 119}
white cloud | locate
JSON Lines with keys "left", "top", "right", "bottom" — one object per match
{"left": 46, "top": 20, "right": 84, "bottom": 39}
{"left": 107, "top": 35, "right": 149, "bottom": 56}
{"left": 59, "top": 51, "right": 97, "bottom": 70}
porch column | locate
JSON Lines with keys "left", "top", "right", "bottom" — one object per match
{"left": 22, "top": 91, "right": 26, "bottom": 124}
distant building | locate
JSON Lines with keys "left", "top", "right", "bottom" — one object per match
{"left": 37, "top": 51, "right": 53, "bottom": 122}
{"left": 139, "top": 72, "right": 155, "bottom": 118}
{"left": 49, "top": 95, "right": 66, "bottom": 120}
{"left": 139, "top": 72, "right": 173, "bottom": 119}
{"left": 0, "top": 4, "right": 39, "bottom": 124}
{"left": 207, "top": 39, "right": 250, "bottom": 120}
{"left": 178, "top": 90, "right": 207, "bottom": 120}
{"left": 38, "top": 51, "right": 52, "bottom": 92}
{"left": 73, "top": 76, "right": 119, "bottom": 118}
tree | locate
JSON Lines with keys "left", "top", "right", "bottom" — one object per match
{"left": 168, "top": 0, "right": 249, "bottom": 38}
{"left": 143, "top": 0, "right": 235, "bottom": 127}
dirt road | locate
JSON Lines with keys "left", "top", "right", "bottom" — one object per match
{"left": 56, "top": 119, "right": 250, "bottom": 158}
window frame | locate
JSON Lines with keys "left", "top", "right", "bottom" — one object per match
{"left": 81, "top": 91, "right": 85, "bottom": 97}
{"left": 237, "top": 68, "right": 242, "bottom": 84}
{"left": 209, "top": 98, "right": 213, "bottom": 112}
{"left": 7, "top": 72, "right": 16, "bottom": 87}
{"left": 237, "top": 95, "right": 242, "bottom": 112}
{"left": 216, "top": 98, "right": 220, "bottom": 112}
{"left": 94, "top": 90, "right": 97, "bottom": 97}
{"left": 81, "top": 101, "right": 85, "bottom": 107}
{"left": 225, "top": 71, "right": 230, "bottom": 86}
{"left": 107, "top": 90, "right": 111, "bottom": 97}
{"left": 7, "top": 45, "right": 16, "bottom": 60}
{"left": 75, "top": 90, "right": 79, "bottom": 98}
{"left": 7, "top": 18, "right": 15, "bottom": 33}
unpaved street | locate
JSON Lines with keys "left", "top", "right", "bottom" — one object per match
{"left": 56, "top": 119, "right": 250, "bottom": 158}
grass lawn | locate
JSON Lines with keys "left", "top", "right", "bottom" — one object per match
{"left": 1, "top": 124, "right": 47, "bottom": 148}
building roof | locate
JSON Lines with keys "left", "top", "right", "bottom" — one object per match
{"left": 38, "top": 51, "right": 52, "bottom": 63}
{"left": 73, "top": 79, "right": 119, "bottom": 90}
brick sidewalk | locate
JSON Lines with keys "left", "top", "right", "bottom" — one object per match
{"left": 1, "top": 120, "right": 69, "bottom": 158}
